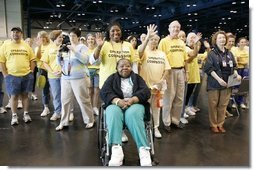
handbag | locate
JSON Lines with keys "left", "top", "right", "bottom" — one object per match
{"left": 36, "top": 74, "right": 46, "bottom": 89}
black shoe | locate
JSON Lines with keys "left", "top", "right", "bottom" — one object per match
{"left": 176, "top": 122, "right": 185, "bottom": 129}
{"left": 164, "top": 125, "right": 172, "bottom": 133}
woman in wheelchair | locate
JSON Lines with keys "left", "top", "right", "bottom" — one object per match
{"left": 100, "top": 58, "right": 152, "bottom": 166}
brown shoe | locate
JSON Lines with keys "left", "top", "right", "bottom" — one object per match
{"left": 211, "top": 127, "right": 219, "bottom": 133}
{"left": 218, "top": 127, "right": 226, "bottom": 133}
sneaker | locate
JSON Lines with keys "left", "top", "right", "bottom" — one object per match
{"left": 69, "top": 112, "right": 74, "bottom": 121}
{"left": 108, "top": 145, "right": 124, "bottom": 166}
{"left": 93, "top": 107, "right": 99, "bottom": 115}
{"left": 225, "top": 110, "right": 233, "bottom": 118}
{"left": 17, "top": 100, "right": 23, "bottom": 109}
{"left": 154, "top": 128, "right": 162, "bottom": 138}
{"left": 164, "top": 125, "right": 172, "bottom": 133}
{"left": 55, "top": 124, "right": 69, "bottom": 131}
{"left": 122, "top": 131, "right": 128, "bottom": 142}
{"left": 23, "top": 113, "right": 32, "bottom": 123}
{"left": 232, "top": 103, "right": 237, "bottom": 108}
{"left": 40, "top": 107, "right": 50, "bottom": 117}
{"left": 85, "top": 122, "right": 94, "bottom": 129}
{"left": 193, "top": 106, "right": 200, "bottom": 112}
{"left": 50, "top": 113, "right": 61, "bottom": 121}
{"left": 11, "top": 114, "right": 19, "bottom": 125}
{"left": 5, "top": 101, "right": 11, "bottom": 109}
{"left": 180, "top": 117, "right": 188, "bottom": 124}
{"left": 31, "top": 93, "right": 38, "bottom": 100}
{"left": 185, "top": 107, "right": 196, "bottom": 116}
{"left": 174, "top": 122, "right": 185, "bottom": 129}
{"left": 0, "top": 107, "right": 7, "bottom": 114}
{"left": 189, "top": 106, "right": 198, "bottom": 113}
{"left": 240, "top": 103, "right": 247, "bottom": 109}
{"left": 139, "top": 147, "right": 152, "bottom": 166}
{"left": 183, "top": 113, "right": 189, "bottom": 118}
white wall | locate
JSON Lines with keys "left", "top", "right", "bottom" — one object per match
{"left": 0, "top": 0, "right": 22, "bottom": 39}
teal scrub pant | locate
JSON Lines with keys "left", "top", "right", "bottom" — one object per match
{"left": 105, "top": 103, "right": 149, "bottom": 149}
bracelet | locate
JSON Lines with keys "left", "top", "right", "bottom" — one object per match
{"left": 115, "top": 99, "right": 120, "bottom": 106}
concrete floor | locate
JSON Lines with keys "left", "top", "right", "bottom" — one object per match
{"left": 0, "top": 81, "right": 249, "bottom": 167}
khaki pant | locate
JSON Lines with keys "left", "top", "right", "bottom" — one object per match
{"left": 162, "top": 69, "right": 185, "bottom": 126}
{"left": 208, "top": 88, "right": 231, "bottom": 127}
{"left": 60, "top": 76, "right": 94, "bottom": 126}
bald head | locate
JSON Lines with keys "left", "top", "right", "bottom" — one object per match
{"left": 168, "top": 20, "right": 181, "bottom": 38}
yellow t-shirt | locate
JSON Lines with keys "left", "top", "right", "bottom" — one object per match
{"left": 0, "top": 41, "right": 35, "bottom": 76}
{"left": 40, "top": 43, "right": 62, "bottom": 79}
{"left": 186, "top": 46, "right": 200, "bottom": 84}
{"left": 99, "top": 41, "right": 136, "bottom": 88}
{"left": 35, "top": 43, "right": 51, "bottom": 69}
{"left": 158, "top": 37, "right": 187, "bottom": 67}
{"left": 88, "top": 47, "right": 100, "bottom": 69}
{"left": 140, "top": 49, "right": 171, "bottom": 88}
{"left": 197, "top": 51, "right": 207, "bottom": 69}
{"left": 234, "top": 47, "right": 249, "bottom": 68}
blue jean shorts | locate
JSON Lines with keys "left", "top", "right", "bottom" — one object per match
{"left": 5, "top": 73, "right": 34, "bottom": 95}
{"left": 89, "top": 68, "right": 99, "bottom": 88}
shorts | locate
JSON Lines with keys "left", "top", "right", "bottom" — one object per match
{"left": 89, "top": 68, "right": 99, "bottom": 88}
{"left": 5, "top": 73, "right": 34, "bottom": 95}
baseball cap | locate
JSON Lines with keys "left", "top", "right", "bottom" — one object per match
{"left": 11, "top": 27, "right": 23, "bottom": 32}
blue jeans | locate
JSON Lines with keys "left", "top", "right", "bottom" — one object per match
{"left": 49, "top": 78, "right": 61, "bottom": 114}
{"left": 38, "top": 69, "right": 50, "bottom": 105}
{"left": 0, "top": 72, "right": 4, "bottom": 107}
{"left": 105, "top": 104, "right": 149, "bottom": 150}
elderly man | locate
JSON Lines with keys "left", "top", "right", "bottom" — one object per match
{"left": 158, "top": 20, "right": 188, "bottom": 132}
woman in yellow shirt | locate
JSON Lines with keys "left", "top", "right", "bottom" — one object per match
{"left": 234, "top": 37, "right": 249, "bottom": 108}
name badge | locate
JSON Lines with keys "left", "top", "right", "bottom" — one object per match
{"left": 228, "top": 60, "right": 233, "bottom": 67}
{"left": 222, "top": 60, "right": 227, "bottom": 67}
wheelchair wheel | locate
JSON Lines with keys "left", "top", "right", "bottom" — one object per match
{"left": 97, "top": 106, "right": 105, "bottom": 150}
{"left": 145, "top": 117, "right": 159, "bottom": 165}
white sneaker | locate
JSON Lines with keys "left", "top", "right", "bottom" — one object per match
{"left": 180, "top": 117, "right": 188, "bottom": 124}
{"left": 50, "top": 113, "right": 61, "bottom": 121}
{"left": 40, "top": 107, "right": 50, "bottom": 117}
{"left": 55, "top": 123, "right": 69, "bottom": 131}
{"left": 5, "top": 101, "right": 11, "bottom": 109}
{"left": 183, "top": 113, "right": 189, "bottom": 118}
{"left": 0, "top": 107, "right": 7, "bottom": 114}
{"left": 17, "top": 100, "right": 23, "bottom": 109}
{"left": 122, "top": 131, "right": 128, "bottom": 143}
{"left": 93, "top": 107, "right": 99, "bottom": 115}
{"left": 232, "top": 103, "right": 237, "bottom": 108}
{"left": 69, "top": 112, "right": 74, "bottom": 121}
{"left": 23, "top": 113, "right": 32, "bottom": 123}
{"left": 108, "top": 145, "right": 124, "bottom": 166}
{"left": 31, "top": 93, "right": 38, "bottom": 100}
{"left": 190, "top": 106, "right": 198, "bottom": 113}
{"left": 11, "top": 114, "right": 19, "bottom": 125}
{"left": 240, "top": 103, "right": 247, "bottom": 109}
{"left": 154, "top": 128, "right": 162, "bottom": 138}
{"left": 185, "top": 107, "right": 196, "bottom": 116}
{"left": 139, "top": 147, "right": 152, "bottom": 166}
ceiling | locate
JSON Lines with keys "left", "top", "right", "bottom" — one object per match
{"left": 22, "top": 0, "right": 249, "bottom": 39}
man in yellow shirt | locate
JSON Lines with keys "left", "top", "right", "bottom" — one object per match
{"left": 158, "top": 20, "right": 188, "bottom": 132}
{"left": 0, "top": 27, "right": 36, "bottom": 125}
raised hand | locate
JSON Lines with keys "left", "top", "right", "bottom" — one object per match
{"left": 203, "top": 40, "right": 210, "bottom": 49}
{"left": 146, "top": 24, "right": 158, "bottom": 39}
{"left": 95, "top": 32, "right": 105, "bottom": 47}
{"left": 194, "top": 32, "right": 202, "bottom": 44}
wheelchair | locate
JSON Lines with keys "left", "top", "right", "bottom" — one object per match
{"left": 97, "top": 103, "right": 159, "bottom": 166}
